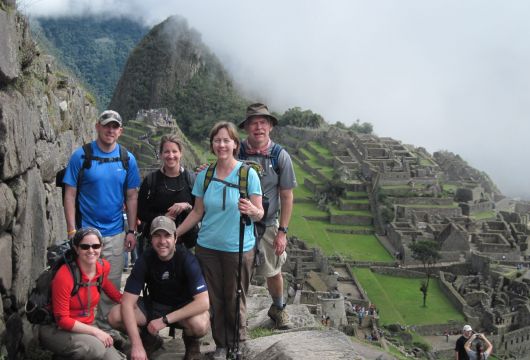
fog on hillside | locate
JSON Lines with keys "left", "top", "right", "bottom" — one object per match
{"left": 24, "top": 0, "right": 530, "bottom": 200}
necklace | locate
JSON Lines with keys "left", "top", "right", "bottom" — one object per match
{"left": 163, "top": 174, "right": 184, "bottom": 192}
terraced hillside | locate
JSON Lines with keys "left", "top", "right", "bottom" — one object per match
{"left": 290, "top": 141, "right": 393, "bottom": 262}
{"left": 120, "top": 117, "right": 206, "bottom": 176}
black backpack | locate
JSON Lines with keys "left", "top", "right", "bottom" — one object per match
{"left": 238, "top": 142, "right": 284, "bottom": 175}
{"left": 25, "top": 241, "right": 103, "bottom": 325}
{"left": 55, "top": 143, "right": 130, "bottom": 228}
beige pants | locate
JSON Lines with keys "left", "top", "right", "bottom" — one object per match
{"left": 255, "top": 225, "right": 287, "bottom": 278}
{"left": 39, "top": 324, "right": 125, "bottom": 360}
{"left": 96, "top": 232, "right": 125, "bottom": 330}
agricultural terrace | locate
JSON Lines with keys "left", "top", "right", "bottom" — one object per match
{"left": 291, "top": 143, "right": 392, "bottom": 262}
{"left": 352, "top": 268, "right": 465, "bottom": 326}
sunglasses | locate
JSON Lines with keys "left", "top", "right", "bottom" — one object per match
{"left": 78, "top": 243, "right": 102, "bottom": 250}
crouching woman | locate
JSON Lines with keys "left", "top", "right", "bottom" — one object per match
{"left": 39, "top": 228, "right": 125, "bottom": 360}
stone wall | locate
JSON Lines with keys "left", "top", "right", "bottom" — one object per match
{"left": 0, "top": 1, "right": 97, "bottom": 329}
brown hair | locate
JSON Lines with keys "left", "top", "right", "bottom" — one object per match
{"left": 209, "top": 121, "right": 240, "bottom": 157}
{"left": 72, "top": 227, "right": 103, "bottom": 258}
{"left": 159, "top": 134, "right": 184, "bottom": 154}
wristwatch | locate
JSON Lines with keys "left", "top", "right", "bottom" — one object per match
{"left": 126, "top": 229, "right": 137, "bottom": 236}
{"left": 278, "top": 226, "right": 288, "bottom": 234}
{"left": 162, "top": 315, "right": 170, "bottom": 326}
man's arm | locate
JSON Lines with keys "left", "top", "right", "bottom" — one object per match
{"left": 125, "top": 187, "right": 138, "bottom": 250}
{"left": 121, "top": 291, "right": 147, "bottom": 360}
{"left": 274, "top": 188, "right": 294, "bottom": 255}
{"left": 147, "top": 291, "right": 209, "bottom": 335}
{"left": 64, "top": 185, "right": 77, "bottom": 239}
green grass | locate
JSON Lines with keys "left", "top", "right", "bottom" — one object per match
{"left": 352, "top": 268, "right": 465, "bottom": 325}
{"left": 345, "top": 191, "right": 369, "bottom": 199}
{"left": 329, "top": 205, "right": 372, "bottom": 217}
{"left": 471, "top": 210, "right": 496, "bottom": 220}
{"left": 308, "top": 141, "right": 333, "bottom": 158}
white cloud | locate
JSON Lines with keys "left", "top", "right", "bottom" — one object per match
{"left": 24, "top": 0, "right": 530, "bottom": 199}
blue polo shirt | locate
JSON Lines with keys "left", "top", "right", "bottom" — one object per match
{"left": 63, "top": 141, "right": 141, "bottom": 236}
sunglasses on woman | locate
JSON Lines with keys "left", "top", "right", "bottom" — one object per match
{"left": 78, "top": 243, "right": 102, "bottom": 250}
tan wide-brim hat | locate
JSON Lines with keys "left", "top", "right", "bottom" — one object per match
{"left": 238, "top": 102, "right": 278, "bottom": 129}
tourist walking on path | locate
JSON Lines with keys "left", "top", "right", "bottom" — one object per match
{"left": 464, "top": 332, "right": 493, "bottom": 360}
{"left": 238, "top": 102, "right": 297, "bottom": 329}
{"left": 176, "top": 121, "right": 264, "bottom": 359}
{"left": 455, "top": 324, "right": 473, "bottom": 360}
{"left": 39, "top": 228, "right": 125, "bottom": 360}
{"left": 63, "top": 110, "right": 141, "bottom": 330}
{"left": 108, "top": 216, "right": 210, "bottom": 360}
{"left": 138, "top": 135, "right": 198, "bottom": 249}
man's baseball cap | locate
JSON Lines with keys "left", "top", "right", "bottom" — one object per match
{"left": 98, "top": 110, "right": 122, "bottom": 126}
{"left": 150, "top": 216, "right": 176, "bottom": 235}
{"left": 463, "top": 325, "right": 472, "bottom": 331}
{"left": 238, "top": 102, "right": 278, "bottom": 129}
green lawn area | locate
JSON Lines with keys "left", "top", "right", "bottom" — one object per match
{"left": 329, "top": 205, "right": 372, "bottom": 217}
{"left": 308, "top": 141, "right": 333, "bottom": 158}
{"left": 352, "top": 268, "right": 465, "bottom": 325}
{"left": 471, "top": 210, "right": 496, "bottom": 220}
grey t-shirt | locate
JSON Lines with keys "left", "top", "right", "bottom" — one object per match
{"left": 240, "top": 141, "right": 297, "bottom": 225}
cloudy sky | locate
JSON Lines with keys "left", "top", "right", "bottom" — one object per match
{"left": 24, "top": 0, "right": 530, "bottom": 199}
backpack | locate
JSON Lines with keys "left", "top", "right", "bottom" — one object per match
{"left": 143, "top": 167, "right": 199, "bottom": 248}
{"left": 24, "top": 241, "right": 103, "bottom": 325}
{"left": 203, "top": 161, "right": 269, "bottom": 242}
{"left": 239, "top": 142, "right": 284, "bottom": 175}
{"left": 55, "top": 143, "right": 130, "bottom": 228}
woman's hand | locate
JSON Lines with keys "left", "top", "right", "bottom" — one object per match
{"left": 167, "top": 202, "right": 192, "bottom": 218}
{"left": 238, "top": 198, "right": 263, "bottom": 221}
{"left": 93, "top": 327, "right": 114, "bottom": 348}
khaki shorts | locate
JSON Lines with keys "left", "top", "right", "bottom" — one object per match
{"left": 255, "top": 225, "right": 287, "bottom": 278}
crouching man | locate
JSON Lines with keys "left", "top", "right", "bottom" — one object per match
{"left": 108, "top": 216, "right": 210, "bottom": 360}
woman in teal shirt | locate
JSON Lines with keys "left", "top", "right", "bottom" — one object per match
{"left": 176, "top": 121, "right": 263, "bottom": 359}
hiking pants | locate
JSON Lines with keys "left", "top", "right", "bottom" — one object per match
{"left": 195, "top": 245, "right": 254, "bottom": 348}
{"left": 96, "top": 232, "right": 125, "bottom": 330}
{"left": 39, "top": 324, "right": 126, "bottom": 360}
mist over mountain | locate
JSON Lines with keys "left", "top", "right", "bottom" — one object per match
{"left": 31, "top": 16, "right": 148, "bottom": 109}
{"left": 109, "top": 15, "right": 247, "bottom": 140}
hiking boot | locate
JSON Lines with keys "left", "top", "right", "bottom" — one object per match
{"left": 210, "top": 347, "right": 227, "bottom": 360}
{"left": 267, "top": 304, "right": 291, "bottom": 329}
{"left": 140, "top": 327, "right": 164, "bottom": 355}
{"left": 183, "top": 334, "right": 202, "bottom": 360}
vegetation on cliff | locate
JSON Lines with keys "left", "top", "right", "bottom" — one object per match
{"left": 30, "top": 16, "right": 148, "bottom": 109}
{"left": 109, "top": 15, "right": 247, "bottom": 140}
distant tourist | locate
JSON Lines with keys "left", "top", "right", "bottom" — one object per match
{"left": 464, "top": 332, "right": 493, "bottom": 360}
{"left": 62, "top": 110, "right": 141, "bottom": 330}
{"left": 455, "top": 324, "right": 473, "bottom": 360}
{"left": 238, "top": 103, "right": 297, "bottom": 329}
{"left": 108, "top": 216, "right": 210, "bottom": 360}
{"left": 138, "top": 135, "right": 198, "bottom": 249}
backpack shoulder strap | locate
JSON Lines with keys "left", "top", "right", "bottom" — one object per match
{"left": 269, "top": 143, "right": 284, "bottom": 174}
{"left": 182, "top": 167, "right": 194, "bottom": 192}
{"left": 66, "top": 260, "right": 82, "bottom": 296}
{"left": 203, "top": 163, "right": 217, "bottom": 193}
{"left": 119, "top": 144, "right": 130, "bottom": 171}
{"left": 239, "top": 142, "right": 248, "bottom": 160}
{"left": 146, "top": 171, "right": 158, "bottom": 200}
{"left": 95, "top": 258, "right": 104, "bottom": 293}
{"left": 81, "top": 143, "right": 93, "bottom": 170}
{"left": 238, "top": 163, "right": 250, "bottom": 199}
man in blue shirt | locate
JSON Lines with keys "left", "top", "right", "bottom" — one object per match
{"left": 108, "top": 216, "right": 210, "bottom": 360}
{"left": 63, "top": 110, "right": 141, "bottom": 330}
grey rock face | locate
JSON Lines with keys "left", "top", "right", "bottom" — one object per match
{"left": 0, "top": 182, "right": 16, "bottom": 231}
{"left": 0, "top": 232, "right": 13, "bottom": 289}
{"left": 0, "top": 8, "right": 20, "bottom": 83}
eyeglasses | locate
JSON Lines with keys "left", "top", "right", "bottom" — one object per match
{"left": 212, "top": 138, "right": 234, "bottom": 145}
{"left": 78, "top": 243, "right": 102, "bottom": 250}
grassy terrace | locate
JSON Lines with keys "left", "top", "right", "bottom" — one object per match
{"left": 345, "top": 191, "right": 369, "bottom": 199}
{"left": 308, "top": 141, "right": 333, "bottom": 157}
{"left": 352, "top": 268, "right": 465, "bottom": 325}
{"left": 471, "top": 210, "right": 496, "bottom": 220}
{"left": 398, "top": 203, "right": 458, "bottom": 209}
{"left": 329, "top": 205, "right": 372, "bottom": 217}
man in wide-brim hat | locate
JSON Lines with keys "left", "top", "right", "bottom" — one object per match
{"left": 238, "top": 102, "right": 297, "bottom": 330}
